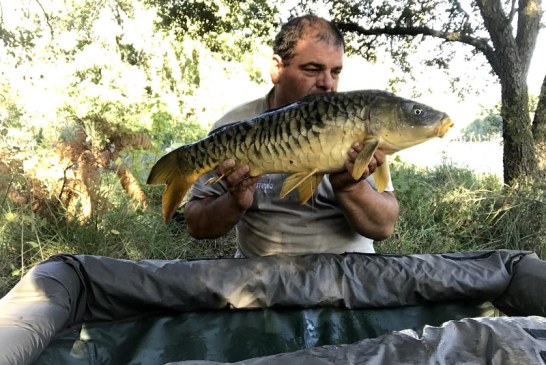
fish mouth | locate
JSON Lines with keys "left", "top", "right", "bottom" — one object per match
{"left": 436, "top": 117, "right": 454, "bottom": 138}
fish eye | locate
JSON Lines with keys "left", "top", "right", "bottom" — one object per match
{"left": 413, "top": 107, "right": 423, "bottom": 115}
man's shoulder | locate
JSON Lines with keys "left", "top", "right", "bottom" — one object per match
{"left": 211, "top": 93, "right": 269, "bottom": 131}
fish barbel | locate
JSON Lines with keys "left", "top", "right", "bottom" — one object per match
{"left": 147, "top": 90, "right": 454, "bottom": 223}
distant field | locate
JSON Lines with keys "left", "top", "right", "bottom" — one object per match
{"left": 395, "top": 138, "right": 503, "bottom": 178}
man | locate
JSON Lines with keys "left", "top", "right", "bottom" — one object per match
{"left": 184, "top": 15, "right": 399, "bottom": 257}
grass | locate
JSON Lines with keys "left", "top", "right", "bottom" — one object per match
{"left": 1, "top": 161, "right": 545, "bottom": 298}
{"left": 378, "top": 161, "right": 546, "bottom": 256}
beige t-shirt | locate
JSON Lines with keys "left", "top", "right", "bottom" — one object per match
{"left": 188, "top": 91, "right": 394, "bottom": 257}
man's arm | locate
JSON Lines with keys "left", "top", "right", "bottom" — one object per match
{"left": 184, "top": 160, "right": 259, "bottom": 239}
{"left": 329, "top": 143, "right": 400, "bottom": 240}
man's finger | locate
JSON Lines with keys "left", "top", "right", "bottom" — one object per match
{"left": 225, "top": 165, "right": 251, "bottom": 186}
{"left": 216, "top": 159, "right": 236, "bottom": 175}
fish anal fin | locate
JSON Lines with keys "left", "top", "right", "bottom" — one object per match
{"left": 372, "top": 157, "right": 390, "bottom": 192}
{"left": 297, "top": 173, "right": 324, "bottom": 204}
{"left": 352, "top": 138, "right": 380, "bottom": 180}
{"left": 280, "top": 169, "right": 319, "bottom": 202}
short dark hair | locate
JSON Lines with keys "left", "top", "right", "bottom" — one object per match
{"left": 272, "top": 15, "right": 345, "bottom": 65}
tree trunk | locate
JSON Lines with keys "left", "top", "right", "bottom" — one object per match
{"left": 501, "top": 78, "right": 537, "bottom": 184}
{"left": 476, "top": 0, "right": 540, "bottom": 185}
{"left": 532, "top": 74, "right": 546, "bottom": 173}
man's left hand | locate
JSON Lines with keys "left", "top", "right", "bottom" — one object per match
{"left": 329, "top": 142, "right": 385, "bottom": 192}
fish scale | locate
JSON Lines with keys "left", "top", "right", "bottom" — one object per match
{"left": 147, "top": 90, "right": 454, "bottom": 223}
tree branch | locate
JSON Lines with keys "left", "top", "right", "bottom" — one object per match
{"left": 533, "top": 73, "right": 546, "bottom": 137}
{"left": 509, "top": 0, "right": 518, "bottom": 23}
{"left": 474, "top": 0, "right": 519, "bottom": 79}
{"left": 33, "top": 0, "right": 54, "bottom": 39}
{"left": 338, "top": 23, "right": 490, "bottom": 50}
{"left": 337, "top": 22, "right": 500, "bottom": 75}
{"left": 452, "top": 0, "right": 471, "bottom": 29}
{"left": 516, "top": 0, "right": 542, "bottom": 75}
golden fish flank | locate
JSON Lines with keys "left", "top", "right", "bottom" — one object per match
{"left": 147, "top": 89, "right": 454, "bottom": 223}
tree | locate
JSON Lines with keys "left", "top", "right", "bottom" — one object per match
{"left": 0, "top": 0, "right": 211, "bottom": 221}
{"left": 147, "top": 0, "right": 279, "bottom": 61}
{"left": 295, "top": 0, "right": 544, "bottom": 185}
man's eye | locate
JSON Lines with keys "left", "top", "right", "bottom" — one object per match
{"left": 304, "top": 68, "right": 320, "bottom": 73}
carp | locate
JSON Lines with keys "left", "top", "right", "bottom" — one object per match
{"left": 147, "top": 90, "right": 454, "bottom": 223}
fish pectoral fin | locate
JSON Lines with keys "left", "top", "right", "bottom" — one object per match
{"left": 205, "top": 174, "right": 224, "bottom": 185}
{"left": 280, "top": 169, "right": 320, "bottom": 203}
{"left": 372, "top": 157, "right": 390, "bottom": 192}
{"left": 205, "top": 165, "right": 260, "bottom": 185}
{"left": 204, "top": 166, "right": 238, "bottom": 185}
{"left": 352, "top": 138, "right": 380, "bottom": 180}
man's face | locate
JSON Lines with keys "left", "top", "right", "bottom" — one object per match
{"left": 271, "top": 33, "right": 344, "bottom": 107}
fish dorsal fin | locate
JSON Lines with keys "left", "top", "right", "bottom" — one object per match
{"left": 352, "top": 137, "right": 380, "bottom": 180}
{"left": 372, "top": 156, "right": 390, "bottom": 192}
{"left": 280, "top": 169, "right": 321, "bottom": 204}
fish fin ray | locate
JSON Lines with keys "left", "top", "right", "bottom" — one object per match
{"left": 353, "top": 138, "right": 380, "bottom": 180}
{"left": 280, "top": 169, "right": 319, "bottom": 199}
{"left": 372, "top": 157, "right": 390, "bottom": 192}
{"left": 297, "top": 174, "right": 324, "bottom": 204}
{"left": 205, "top": 165, "right": 257, "bottom": 185}
{"left": 205, "top": 174, "right": 224, "bottom": 185}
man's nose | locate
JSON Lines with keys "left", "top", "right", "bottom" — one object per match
{"left": 317, "top": 70, "right": 336, "bottom": 91}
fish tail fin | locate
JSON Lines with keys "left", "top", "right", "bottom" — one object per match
{"left": 147, "top": 150, "right": 198, "bottom": 224}
{"left": 160, "top": 175, "right": 196, "bottom": 223}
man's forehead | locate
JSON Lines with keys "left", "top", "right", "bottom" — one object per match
{"left": 291, "top": 35, "right": 344, "bottom": 65}
{"left": 302, "top": 28, "right": 341, "bottom": 47}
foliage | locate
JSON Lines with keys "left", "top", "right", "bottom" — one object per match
{"left": 461, "top": 114, "right": 502, "bottom": 141}
{"left": 148, "top": 0, "right": 280, "bottom": 60}
{"left": 0, "top": 170, "right": 236, "bottom": 297}
{"left": 0, "top": 0, "right": 264, "bottom": 224}
{"left": 378, "top": 161, "right": 546, "bottom": 257}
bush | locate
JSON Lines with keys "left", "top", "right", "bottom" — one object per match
{"left": 460, "top": 114, "right": 502, "bottom": 142}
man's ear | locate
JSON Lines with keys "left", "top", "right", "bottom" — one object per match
{"left": 270, "top": 54, "right": 283, "bottom": 84}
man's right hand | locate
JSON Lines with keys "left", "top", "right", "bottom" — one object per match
{"left": 216, "top": 159, "right": 259, "bottom": 211}
{"left": 185, "top": 160, "right": 259, "bottom": 239}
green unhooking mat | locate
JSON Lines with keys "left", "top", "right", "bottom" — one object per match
{"left": 1, "top": 250, "right": 546, "bottom": 364}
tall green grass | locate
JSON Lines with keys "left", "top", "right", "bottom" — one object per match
{"left": 1, "top": 162, "right": 545, "bottom": 297}
{"left": 0, "top": 170, "right": 236, "bottom": 297}
{"left": 379, "top": 160, "right": 546, "bottom": 256}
